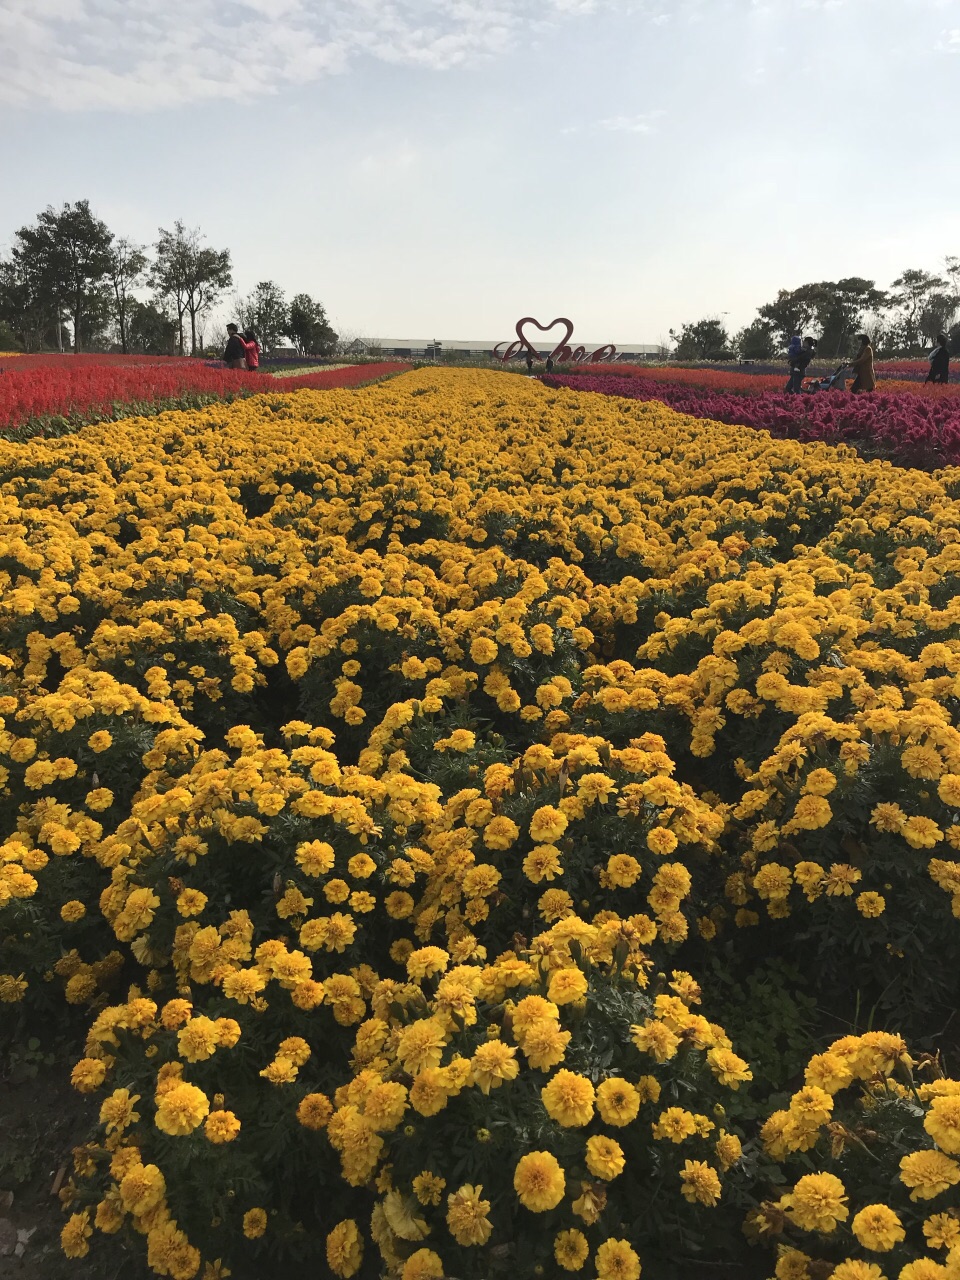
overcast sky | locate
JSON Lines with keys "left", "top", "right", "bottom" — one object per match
{"left": 2, "top": 0, "right": 959, "bottom": 344}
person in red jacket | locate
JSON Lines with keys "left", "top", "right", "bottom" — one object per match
{"left": 242, "top": 330, "right": 261, "bottom": 371}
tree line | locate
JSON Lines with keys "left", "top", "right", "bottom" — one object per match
{"left": 0, "top": 200, "right": 338, "bottom": 358}
{"left": 671, "top": 262, "right": 960, "bottom": 361}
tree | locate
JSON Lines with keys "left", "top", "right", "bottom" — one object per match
{"left": 0, "top": 256, "right": 56, "bottom": 351}
{"left": 9, "top": 201, "right": 114, "bottom": 351}
{"left": 184, "top": 241, "right": 232, "bottom": 357}
{"left": 757, "top": 285, "right": 824, "bottom": 346}
{"left": 815, "top": 278, "right": 888, "bottom": 357}
{"left": 668, "top": 317, "right": 730, "bottom": 360}
{"left": 109, "top": 239, "right": 149, "bottom": 354}
{"left": 734, "top": 318, "right": 778, "bottom": 361}
{"left": 285, "top": 293, "right": 338, "bottom": 356}
{"left": 126, "top": 300, "right": 178, "bottom": 355}
{"left": 152, "top": 223, "right": 192, "bottom": 356}
{"left": 237, "top": 281, "right": 288, "bottom": 353}
{"left": 888, "top": 268, "right": 948, "bottom": 353}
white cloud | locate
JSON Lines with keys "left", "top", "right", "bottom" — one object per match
{"left": 597, "top": 110, "right": 664, "bottom": 133}
{"left": 938, "top": 28, "right": 960, "bottom": 50}
{"left": 0, "top": 0, "right": 632, "bottom": 111}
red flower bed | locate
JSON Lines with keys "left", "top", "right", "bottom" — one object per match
{"left": 540, "top": 372, "right": 960, "bottom": 470}
{"left": 0, "top": 358, "right": 410, "bottom": 431}
{"left": 568, "top": 363, "right": 960, "bottom": 398}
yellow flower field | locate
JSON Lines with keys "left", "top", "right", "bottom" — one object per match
{"left": 4, "top": 368, "right": 960, "bottom": 1279}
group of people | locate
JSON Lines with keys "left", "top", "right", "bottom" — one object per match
{"left": 786, "top": 331, "right": 953, "bottom": 395}
{"left": 222, "top": 324, "right": 261, "bottom": 371}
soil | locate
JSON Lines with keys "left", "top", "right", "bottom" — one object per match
{"left": 0, "top": 1048, "right": 146, "bottom": 1280}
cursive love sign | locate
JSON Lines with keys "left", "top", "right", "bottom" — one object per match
{"left": 493, "top": 317, "right": 618, "bottom": 364}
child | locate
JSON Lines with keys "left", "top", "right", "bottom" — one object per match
{"left": 787, "top": 335, "right": 802, "bottom": 362}
{"left": 242, "top": 331, "right": 261, "bottom": 372}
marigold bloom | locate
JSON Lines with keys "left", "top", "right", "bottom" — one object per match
{"left": 514, "top": 1150, "right": 565, "bottom": 1211}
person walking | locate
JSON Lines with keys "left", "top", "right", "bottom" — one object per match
{"left": 242, "top": 330, "right": 261, "bottom": 372}
{"left": 786, "top": 336, "right": 817, "bottom": 393}
{"left": 925, "top": 333, "right": 951, "bottom": 385}
{"left": 849, "top": 334, "right": 876, "bottom": 393}
{"left": 222, "top": 324, "right": 247, "bottom": 369}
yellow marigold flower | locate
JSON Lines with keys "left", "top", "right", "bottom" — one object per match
{"left": 555, "top": 1227, "right": 590, "bottom": 1271}
{"left": 483, "top": 815, "right": 520, "bottom": 850}
{"left": 596, "top": 1078, "right": 641, "bottom": 1126}
{"left": 679, "top": 1159, "right": 722, "bottom": 1206}
{"left": 397, "top": 1018, "right": 447, "bottom": 1075}
{"left": 523, "top": 844, "right": 563, "bottom": 883}
{"left": 204, "top": 1109, "right": 241, "bottom": 1144}
{"left": 88, "top": 730, "right": 113, "bottom": 752}
{"left": 899, "top": 1263, "right": 949, "bottom": 1280}
{"left": 542, "top": 1070, "right": 596, "bottom": 1128}
{"left": 243, "top": 1208, "right": 268, "bottom": 1239}
{"left": 470, "top": 1039, "right": 519, "bottom": 1094}
{"left": 856, "top": 891, "right": 886, "bottom": 917}
{"left": 401, "top": 1249, "right": 444, "bottom": 1280}
{"left": 177, "top": 1016, "right": 221, "bottom": 1063}
{"left": 653, "top": 1106, "right": 698, "bottom": 1143}
{"left": 824, "top": 864, "right": 862, "bottom": 896}
{"left": 830, "top": 1263, "right": 885, "bottom": 1280}
{"left": 595, "top": 1237, "right": 641, "bottom": 1280}
{"left": 646, "top": 826, "right": 679, "bottom": 855}
{"left": 871, "top": 802, "right": 907, "bottom": 833}
{"left": 851, "top": 1203, "right": 905, "bottom": 1252}
{"left": 60, "top": 900, "right": 87, "bottom": 923}
{"left": 606, "top": 853, "right": 642, "bottom": 887}
{"left": 71, "top": 1057, "right": 107, "bottom": 1093}
{"left": 407, "top": 946, "right": 449, "bottom": 980}
{"left": 100, "top": 1088, "right": 140, "bottom": 1134}
{"left": 924, "top": 1212, "right": 960, "bottom": 1250}
{"left": 707, "top": 1047, "right": 753, "bottom": 1089}
{"left": 119, "top": 1162, "right": 165, "bottom": 1214}
{"left": 297, "top": 1093, "right": 333, "bottom": 1129}
{"left": 803, "top": 768, "right": 837, "bottom": 796}
{"left": 926, "top": 1096, "right": 960, "bottom": 1154}
{"left": 792, "top": 795, "right": 832, "bottom": 830}
{"left": 326, "top": 1219, "right": 363, "bottom": 1277}
{"left": 903, "top": 816, "right": 944, "bottom": 849}
{"left": 470, "top": 637, "right": 498, "bottom": 665}
{"left": 519, "top": 1019, "right": 571, "bottom": 1070}
{"left": 529, "top": 805, "right": 568, "bottom": 843}
{"left": 631, "top": 1019, "right": 680, "bottom": 1063}
{"left": 513, "top": 1150, "right": 565, "bottom": 1212}
{"left": 548, "top": 967, "right": 588, "bottom": 1006}
{"left": 445, "top": 1183, "right": 493, "bottom": 1246}
{"left": 780, "top": 1172, "right": 849, "bottom": 1232}
{"left": 716, "top": 1131, "right": 743, "bottom": 1171}
{"left": 413, "top": 1172, "right": 446, "bottom": 1206}
{"left": 61, "top": 1211, "right": 93, "bottom": 1258}
{"left": 155, "top": 1081, "right": 210, "bottom": 1136}
{"left": 175, "top": 888, "right": 208, "bottom": 918}
{"left": 296, "top": 840, "right": 336, "bottom": 876}
{"left": 585, "top": 1134, "right": 625, "bottom": 1181}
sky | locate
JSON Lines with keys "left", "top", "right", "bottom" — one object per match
{"left": 1, "top": 0, "right": 959, "bottom": 345}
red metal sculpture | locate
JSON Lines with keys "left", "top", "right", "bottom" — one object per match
{"left": 493, "top": 317, "right": 617, "bottom": 364}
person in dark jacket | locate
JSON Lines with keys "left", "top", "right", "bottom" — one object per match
{"left": 222, "top": 324, "right": 247, "bottom": 369}
{"left": 786, "top": 336, "right": 817, "bottom": 393}
{"left": 926, "top": 333, "right": 951, "bottom": 385}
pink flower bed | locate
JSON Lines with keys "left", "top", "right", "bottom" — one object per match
{"left": 540, "top": 372, "right": 960, "bottom": 471}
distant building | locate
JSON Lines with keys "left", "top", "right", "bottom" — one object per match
{"left": 371, "top": 339, "right": 661, "bottom": 361}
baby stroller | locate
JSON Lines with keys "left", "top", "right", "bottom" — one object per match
{"left": 801, "top": 364, "right": 848, "bottom": 393}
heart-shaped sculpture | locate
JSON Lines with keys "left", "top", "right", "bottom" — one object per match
{"left": 515, "top": 316, "right": 575, "bottom": 362}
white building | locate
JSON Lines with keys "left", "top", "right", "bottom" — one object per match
{"left": 371, "top": 338, "right": 662, "bottom": 361}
